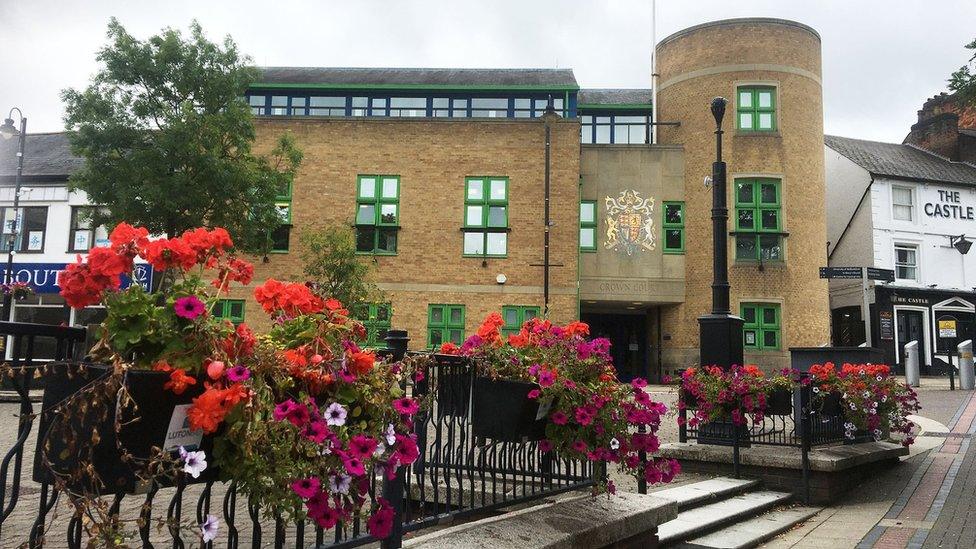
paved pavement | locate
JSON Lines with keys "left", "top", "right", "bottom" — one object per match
{"left": 763, "top": 377, "right": 976, "bottom": 549}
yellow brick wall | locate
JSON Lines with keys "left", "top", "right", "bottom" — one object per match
{"left": 656, "top": 19, "right": 831, "bottom": 371}
{"left": 227, "top": 116, "right": 580, "bottom": 348}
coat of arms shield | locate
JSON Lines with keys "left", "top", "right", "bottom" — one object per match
{"left": 604, "top": 190, "right": 655, "bottom": 256}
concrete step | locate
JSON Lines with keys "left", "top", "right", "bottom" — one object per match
{"left": 659, "top": 490, "right": 793, "bottom": 545}
{"left": 653, "top": 477, "right": 761, "bottom": 511}
{"left": 677, "top": 505, "right": 822, "bottom": 548}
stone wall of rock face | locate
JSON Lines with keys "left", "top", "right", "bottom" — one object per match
{"left": 235, "top": 116, "right": 581, "bottom": 347}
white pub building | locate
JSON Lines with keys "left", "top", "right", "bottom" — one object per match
{"left": 825, "top": 135, "right": 976, "bottom": 373}
{"left": 0, "top": 133, "right": 152, "bottom": 358}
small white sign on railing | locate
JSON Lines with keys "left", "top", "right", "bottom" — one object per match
{"left": 164, "top": 404, "right": 204, "bottom": 451}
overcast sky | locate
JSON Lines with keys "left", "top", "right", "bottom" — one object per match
{"left": 1, "top": 0, "right": 973, "bottom": 142}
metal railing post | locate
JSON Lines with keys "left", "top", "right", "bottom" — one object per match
{"left": 382, "top": 330, "right": 409, "bottom": 549}
{"left": 637, "top": 423, "right": 648, "bottom": 494}
{"left": 799, "top": 374, "right": 812, "bottom": 504}
{"left": 678, "top": 388, "right": 688, "bottom": 443}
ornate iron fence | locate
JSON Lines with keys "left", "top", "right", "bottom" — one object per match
{"left": 0, "top": 324, "right": 593, "bottom": 548}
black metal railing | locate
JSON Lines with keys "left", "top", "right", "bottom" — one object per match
{"left": 678, "top": 376, "right": 849, "bottom": 503}
{"left": 0, "top": 324, "right": 593, "bottom": 548}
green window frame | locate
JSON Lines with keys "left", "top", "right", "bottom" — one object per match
{"left": 353, "top": 302, "right": 392, "bottom": 347}
{"left": 741, "top": 303, "right": 781, "bottom": 351}
{"left": 269, "top": 181, "right": 292, "bottom": 253}
{"left": 736, "top": 86, "right": 777, "bottom": 132}
{"left": 213, "top": 299, "right": 246, "bottom": 324}
{"left": 501, "top": 305, "right": 541, "bottom": 337}
{"left": 579, "top": 200, "right": 597, "bottom": 252}
{"left": 462, "top": 177, "right": 508, "bottom": 257}
{"left": 428, "top": 304, "right": 465, "bottom": 348}
{"left": 662, "top": 201, "right": 685, "bottom": 254}
{"left": 355, "top": 175, "right": 400, "bottom": 255}
{"left": 734, "top": 178, "right": 783, "bottom": 262}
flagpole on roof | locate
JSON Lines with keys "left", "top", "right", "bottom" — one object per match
{"left": 651, "top": 0, "right": 658, "bottom": 145}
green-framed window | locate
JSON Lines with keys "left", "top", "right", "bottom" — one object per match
{"left": 213, "top": 299, "right": 246, "bottom": 324}
{"left": 662, "top": 201, "right": 685, "bottom": 254}
{"left": 734, "top": 178, "right": 783, "bottom": 261}
{"left": 428, "top": 304, "right": 465, "bottom": 348}
{"left": 501, "top": 305, "right": 541, "bottom": 337}
{"left": 736, "top": 86, "right": 776, "bottom": 132}
{"left": 269, "top": 181, "right": 292, "bottom": 252}
{"left": 579, "top": 200, "right": 597, "bottom": 252}
{"left": 741, "top": 303, "right": 781, "bottom": 351}
{"left": 355, "top": 175, "right": 400, "bottom": 254}
{"left": 462, "top": 177, "right": 508, "bottom": 257}
{"left": 353, "top": 302, "right": 392, "bottom": 347}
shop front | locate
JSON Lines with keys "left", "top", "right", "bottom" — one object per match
{"left": 873, "top": 285, "right": 976, "bottom": 374}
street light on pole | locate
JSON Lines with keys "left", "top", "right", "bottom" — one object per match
{"left": 0, "top": 108, "right": 27, "bottom": 322}
{"left": 698, "top": 97, "right": 744, "bottom": 369}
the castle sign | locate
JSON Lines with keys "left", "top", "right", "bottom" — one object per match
{"left": 924, "top": 189, "right": 975, "bottom": 220}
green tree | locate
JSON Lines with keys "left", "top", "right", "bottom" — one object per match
{"left": 949, "top": 38, "right": 976, "bottom": 104}
{"left": 62, "top": 19, "right": 302, "bottom": 252}
{"left": 300, "top": 225, "right": 380, "bottom": 309}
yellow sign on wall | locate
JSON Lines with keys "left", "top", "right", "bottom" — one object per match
{"left": 939, "top": 319, "right": 958, "bottom": 338}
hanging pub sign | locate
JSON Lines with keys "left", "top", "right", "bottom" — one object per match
{"left": 0, "top": 262, "right": 153, "bottom": 294}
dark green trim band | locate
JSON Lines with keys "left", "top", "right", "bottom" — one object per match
{"left": 250, "top": 82, "right": 580, "bottom": 92}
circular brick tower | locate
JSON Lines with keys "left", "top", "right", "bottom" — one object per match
{"left": 655, "top": 18, "right": 830, "bottom": 370}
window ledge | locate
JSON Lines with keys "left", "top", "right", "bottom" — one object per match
{"left": 734, "top": 131, "right": 781, "bottom": 138}
{"left": 460, "top": 227, "right": 512, "bottom": 233}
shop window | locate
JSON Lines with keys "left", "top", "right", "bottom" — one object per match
{"left": 501, "top": 305, "right": 540, "bottom": 337}
{"left": 892, "top": 186, "right": 915, "bottom": 222}
{"left": 894, "top": 244, "right": 919, "bottom": 281}
{"left": 354, "top": 302, "right": 392, "bottom": 347}
{"left": 662, "top": 201, "right": 685, "bottom": 254}
{"left": 428, "top": 304, "right": 465, "bottom": 348}
{"left": 741, "top": 302, "right": 780, "bottom": 351}
{"left": 68, "top": 206, "right": 109, "bottom": 253}
{"left": 355, "top": 175, "right": 399, "bottom": 255}
{"left": 10, "top": 295, "right": 70, "bottom": 360}
{"left": 269, "top": 181, "right": 292, "bottom": 253}
{"left": 462, "top": 177, "right": 508, "bottom": 257}
{"left": 736, "top": 86, "right": 777, "bottom": 132}
{"left": 734, "top": 179, "right": 783, "bottom": 261}
{"left": 1, "top": 206, "right": 47, "bottom": 253}
{"left": 580, "top": 200, "right": 597, "bottom": 252}
{"left": 212, "top": 299, "right": 246, "bottom": 324}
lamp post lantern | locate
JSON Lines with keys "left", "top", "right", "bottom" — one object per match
{"left": 698, "top": 97, "right": 744, "bottom": 369}
{"left": 0, "top": 108, "right": 27, "bottom": 322}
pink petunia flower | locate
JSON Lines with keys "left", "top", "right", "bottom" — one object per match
{"left": 291, "top": 477, "right": 321, "bottom": 499}
{"left": 174, "top": 295, "right": 206, "bottom": 320}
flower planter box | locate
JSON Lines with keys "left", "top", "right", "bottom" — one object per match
{"left": 33, "top": 362, "right": 219, "bottom": 493}
{"left": 816, "top": 391, "right": 844, "bottom": 417}
{"left": 470, "top": 377, "right": 548, "bottom": 442}
{"left": 434, "top": 354, "right": 471, "bottom": 418}
{"left": 697, "top": 420, "right": 751, "bottom": 448}
{"left": 766, "top": 389, "right": 794, "bottom": 416}
{"left": 844, "top": 430, "right": 875, "bottom": 445}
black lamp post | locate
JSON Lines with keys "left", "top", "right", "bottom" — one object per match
{"left": 0, "top": 108, "right": 27, "bottom": 322}
{"left": 698, "top": 97, "right": 744, "bottom": 368}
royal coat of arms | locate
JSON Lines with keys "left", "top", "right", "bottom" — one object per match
{"left": 605, "top": 190, "right": 655, "bottom": 256}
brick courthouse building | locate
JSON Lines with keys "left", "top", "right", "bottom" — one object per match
{"left": 230, "top": 17, "right": 831, "bottom": 377}
{"left": 0, "top": 18, "right": 830, "bottom": 376}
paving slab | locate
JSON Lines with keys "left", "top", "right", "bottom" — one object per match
{"left": 659, "top": 490, "right": 792, "bottom": 544}
{"left": 653, "top": 477, "right": 760, "bottom": 510}
{"left": 681, "top": 506, "right": 822, "bottom": 549}
{"left": 402, "top": 491, "right": 677, "bottom": 549}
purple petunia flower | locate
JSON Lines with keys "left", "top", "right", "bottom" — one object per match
{"left": 201, "top": 514, "right": 219, "bottom": 543}
{"left": 226, "top": 365, "right": 250, "bottom": 382}
{"left": 179, "top": 446, "right": 207, "bottom": 479}
{"left": 174, "top": 295, "right": 206, "bottom": 320}
{"left": 324, "top": 402, "right": 347, "bottom": 426}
